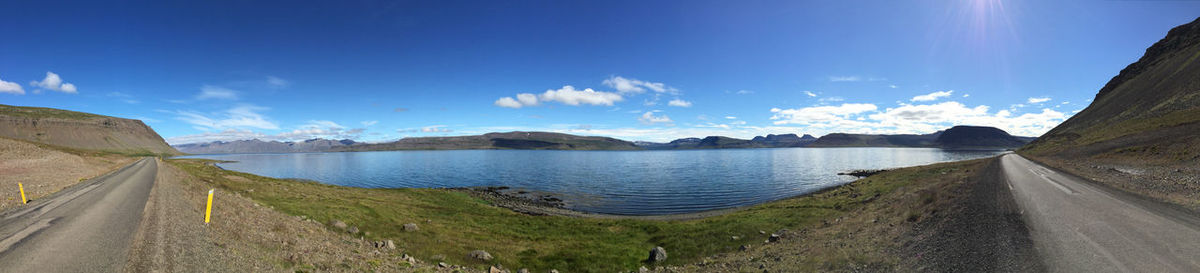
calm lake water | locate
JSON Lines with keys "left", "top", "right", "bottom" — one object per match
{"left": 183, "top": 148, "right": 1003, "bottom": 215}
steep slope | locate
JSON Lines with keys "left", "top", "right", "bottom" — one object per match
{"left": 1021, "top": 17, "right": 1200, "bottom": 211}
{"left": 0, "top": 104, "right": 178, "bottom": 155}
{"left": 338, "top": 131, "right": 641, "bottom": 151}
{"left": 173, "top": 139, "right": 359, "bottom": 154}
{"left": 934, "top": 126, "right": 1030, "bottom": 149}
{"left": 1026, "top": 17, "right": 1200, "bottom": 158}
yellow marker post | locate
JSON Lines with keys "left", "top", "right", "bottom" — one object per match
{"left": 18, "top": 183, "right": 27, "bottom": 204}
{"left": 204, "top": 189, "right": 214, "bottom": 224}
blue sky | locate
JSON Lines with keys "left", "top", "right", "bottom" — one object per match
{"left": 2, "top": 1, "right": 1198, "bottom": 144}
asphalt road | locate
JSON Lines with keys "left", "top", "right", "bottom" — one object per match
{"left": 1002, "top": 154, "right": 1200, "bottom": 272}
{"left": 0, "top": 158, "right": 156, "bottom": 272}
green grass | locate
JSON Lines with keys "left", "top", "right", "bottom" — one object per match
{"left": 168, "top": 158, "right": 982, "bottom": 272}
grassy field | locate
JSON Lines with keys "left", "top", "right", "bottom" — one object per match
{"left": 168, "top": 158, "right": 985, "bottom": 272}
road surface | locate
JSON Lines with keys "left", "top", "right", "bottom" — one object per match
{"left": 1002, "top": 154, "right": 1200, "bottom": 272}
{"left": 0, "top": 158, "right": 156, "bottom": 272}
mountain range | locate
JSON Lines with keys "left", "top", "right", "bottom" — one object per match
{"left": 172, "top": 125, "right": 1035, "bottom": 154}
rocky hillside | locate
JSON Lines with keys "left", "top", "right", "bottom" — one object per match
{"left": 173, "top": 139, "right": 359, "bottom": 154}
{"left": 1025, "top": 17, "right": 1200, "bottom": 158}
{"left": 1021, "top": 17, "right": 1200, "bottom": 211}
{"left": 0, "top": 104, "right": 178, "bottom": 155}
{"left": 338, "top": 131, "right": 641, "bottom": 151}
{"left": 935, "top": 126, "right": 1034, "bottom": 149}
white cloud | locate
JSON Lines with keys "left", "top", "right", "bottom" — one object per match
{"left": 911, "top": 90, "right": 953, "bottom": 102}
{"left": 735, "top": 90, "right": 754, "bottom": 95}
{"left": 494, "top": 97, "right": 523, "bottom": 108}
{"left": 828, "top": 76, "right": 862, "bottom": 82}
{"left": 166, "top": 121, "right": 368, "bottom": 145}
{"left": 819, "top": 97, "right": 845, "bottom": 102}
{"left": 804, "top": 91, "right": 817, "bottom": 97}
{"left": 175, "top": 104, "right": 279, "bottom": 131}
{"left": 725, "top": 116, "right": 737, "bottom": 119}
{"left": 1028, "top": 97, "right": 1051, "bottom": 104}
{"left": 770, "top": 103, "right": 879, "bottom": 125}
{"left": 196, "top": 85, "right": 238, "bottom": 100}
{"left": 668, "top": 99, "right": 692, "bottom": 107}
{"left": 495, "top": 85, "right": 623, "bottom": 108}
{"left": 769, "top": 100, "right": 1068, "bottom": 137}
{"left": 266, "top": 76, "right": 290, "bottom": 88}
{"left": 0, "top": 76, "right": 25, "bottom": 94}
{"left": 361, "top": 120, "right": 378, "bottom": 126}
{"left": 516, "top": 93, "right": 539, "bottom": 106}
{"left": 963, "top": 94, "right": 970, "bottom": 98}
{"left": 420, "top": 125, "right": 453, "bottom": 133}
{"left": 638, "top": 111, "right": 673, "bottom": 125}
{"left": 30, "top": 71, "right": 77, "bottom": 93}
{"left": 602, "top": 76, "right": 677, "bottom": 94}
{"left": 889, "top": 85, "right": 898, "bottom": 89}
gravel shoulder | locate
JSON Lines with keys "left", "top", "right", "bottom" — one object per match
{"left": 0, "top": 137, "right": 135, "bottom": 211}
{"left": 126, "top": 160, "right": 456, "bottom": 272}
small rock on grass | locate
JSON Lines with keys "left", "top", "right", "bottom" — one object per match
{"left": 468, "top": 250, "right": 494, "bottom": 261}
{"left": 767, "top": 233, "right": 781, "bottom": 243}
{"left": 347, "top": 226, "right": 359, "bottom": 234}
{"left": 489, "top": 266, "right": 504, "bottom": 273}
{"left": 648, "top": 246, "right": 667, "bottom": 263}
{"left": 330, "top": 220, "right": 348, "bottom": 230}
{"left": 403, "top": 223, "right": 420, "bottom": 232}
{"left": 385, "top": 240, "right": 395, "bottom": 249}
{"left": 517, "top": 269, "right": 530, "bottom": 273}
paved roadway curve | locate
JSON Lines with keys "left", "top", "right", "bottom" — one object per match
{"left": 0, "top": 158, "right": 156, "bottom": 272}
{"left": 1002, "top": 154, "right": 1200, "bottom": 272}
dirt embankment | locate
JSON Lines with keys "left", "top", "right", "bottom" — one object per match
{"left": 0, "top": 104, "right": 178, "bottom": 155}
{"left": 126, "top": 160, "right": 452, "bottom": 273}
{"left": 0, "top": 137, "right": 135, "bottom": 211}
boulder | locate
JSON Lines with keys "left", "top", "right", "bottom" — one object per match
{"left": 385, "top": 240, "right": 396, "bottom": 250}
{"left": 468, "top": 250, "right": 494, "bottom": 261}
{"left": 648, "top": 246, "right": 667, "bottom": 263}
{"left": 767, "top": 234, "right": 780, "bottom": 243}
{"left": 347, "top": 226, "right": 359, "bottom": 234}
{"left": 403, "top": 223, "right": 420, "bottom": 232}
{"left": 489, "top": 266, "right": 505, "bottom": 273}
{"left": 330, "top": 220, "right": 348, "bottom": 230}
{"left": 549, "top": 270, "right": 560, "bottom": 273}
{"left": 517, "top": 269, "right": 530, "bottom": 273}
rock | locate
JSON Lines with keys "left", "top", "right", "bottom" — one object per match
{"left": 731, "top": 236, "right": 740, "bottom": 240}
{"left": 758, "top": 230, "right": 766, "bottom": 235}
{"left": 648, "top": 246, "right": 667, "bottom": 263}
{"left": 549, "top": 270, "right": 560, "bottom": 273}
{"left": 373, "top": 241, "right": 383, "bottom": 248}
{"left": 468, "top": 250, "right": 494, "bottom": 261}
{"left": 330, "top": 220, "right": 348, "bottom": 230}
{"left": 437, "top": 262, "right": 448, "bottom": 268}
{"left": 489, "top": 266, "right": 505, "bottom": 273}
{"left": 385, "top": 240, "right": 395, "bottom": 249}
{"left": 517, "top": 269, "right": 530, "bottom": 273}
{"left": 740, "top": 245, "right": 750, "bottom": 251}
{"left": 403, "top": 223, "right": 420, "bottom": 232}
{"left": 639, "top": 266, "right": 649, "bottom": 272}
{"left": 347, "top": 226, "right": 359, "bottom": 234}
{"left": 767, "top": 234, "right": 781, "bottom": 243}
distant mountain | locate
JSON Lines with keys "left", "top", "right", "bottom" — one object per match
{"left": 808, "top": 132, "right": 941, "bottom": 147}
{"left": 934, "top": 126, "right": 1034, "bottom": 149}
{"left": 337, "top": 131, "right": 641, "bottom": 151}
{"left": 173, "top": 138, "right": 360, "bottom": 154}
{"left": 638, "top": 134, "right": 817, "bottom": 149}
{"left": 0, "top": 104, "right": 179, "bottom": 155}
{"left": 809, "top": 126, "right": 1033, "bottom": 149}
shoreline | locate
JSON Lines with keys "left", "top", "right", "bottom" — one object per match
{"left": 454, "top": 172, "right": 879, "bottom": 221}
